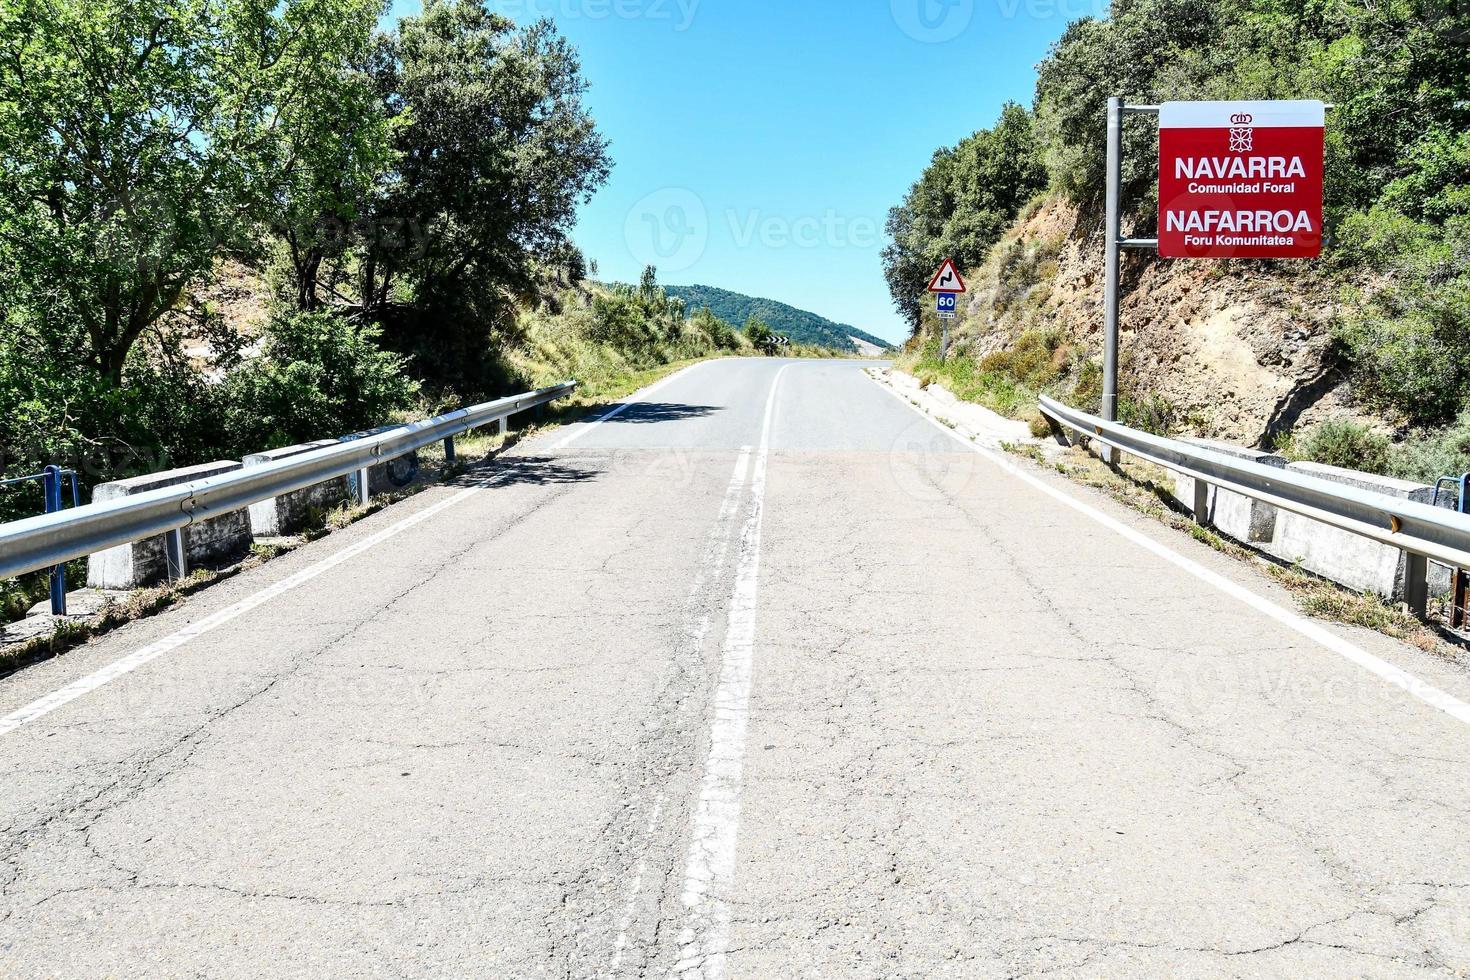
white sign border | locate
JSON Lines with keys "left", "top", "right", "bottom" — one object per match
{"left": 1160, "top": 99, "right": 1325, "bottom": 130}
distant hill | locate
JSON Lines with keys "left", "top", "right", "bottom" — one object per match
{"left": 664, "top": 284, "right": 892, "bottom": 354}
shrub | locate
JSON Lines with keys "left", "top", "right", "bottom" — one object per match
{"left": 586, "top": 290, "right": 665, "bottom": 357}
{"left": 1388, "top": 411, "right": 1470, "bottom": 484}
{"left": 684, "top": 308, "right": 741, "bottom": 354}
{"left": 1070, "top": 359, "right": 1104, "bottom": 413}
{"left": 1332, "top": 211, "right": 1470, "bottom": 424}
{"left": 1, "top": 578, "right": 31, "bottom": 621}
{"left": 1282, "top": 419, "right": 1393, "bottom": 475}
{"left": 1119, "top": 393, "right": 1178, "bottom": 437}
{"left": 978, "top": 330, "right": 1064, "bottom": 389}
{"left": 222, "top": 311, "right": 419, "bottom": 453}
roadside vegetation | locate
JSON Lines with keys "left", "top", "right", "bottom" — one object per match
{"left": 0, "top": 0, "right": 610, "bottom": 517}
{"left": 905, "top": 327, "right": 1179, "bottom": 441}
{"left": 0, "top": 0, "right": 841, "bottom": 623}
{"left": 883, "top": 0, "right": 1469, "bottom": 473}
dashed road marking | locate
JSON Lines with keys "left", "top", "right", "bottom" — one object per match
{"left": 605, "top": 446, "right": 752, "bottom": 978}
{"left": 673, "top": 363, "right": 791, "bottom": 979}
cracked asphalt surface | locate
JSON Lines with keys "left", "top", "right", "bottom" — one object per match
{"left": 1, "top": 356, "right": 1469, "bottom": 978}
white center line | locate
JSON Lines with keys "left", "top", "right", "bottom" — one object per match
{"left": 870, "top": 373, "right": 1470, "bottom": 728}
{"left": 605, "top": 446, "right": 753, "bottom": 979}
{"left": 672, "top": 363, "right": 791, "bottom": 980}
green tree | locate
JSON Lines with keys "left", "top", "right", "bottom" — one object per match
{"left": 1033, "top": 0, "right": 1226, "bottom": 213}
{"left": 639, "top": 264, "right": 659, "bottom": 302}
{"left": 0, "top": 0, "right": 271, "bottom": 381}
{"left": 362, "top": 0, "right": 611, "bottom": 322}
{"left": 261, "top": 0, "right": 397, "bottom": 311}
{"left": 882, "top": 103, "right": 1045, "bottom": 330}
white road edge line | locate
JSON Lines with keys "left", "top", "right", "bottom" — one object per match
{"left": 0, "top": 361, "right": 722, "bottom": 739}
{"left": 870, "top": 373, "right": 1470, "bottom": 728}
{"left": 547, "top": 360, "right": 711, "bottom": 452}
{"left": 605, "top": 446, "right": 753, "bottom": 979}
{"left": 673, "top": 363, "right": 792, "bottom": 979}
{"left": 0, "top": 476, "right": 511, "bottom": 738}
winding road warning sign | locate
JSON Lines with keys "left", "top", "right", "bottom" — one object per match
{"left": 927, "top": 259, "right": 967, "bottom": 294}
{"left": 1158, "top": 100, "right": 1325, "bottom": 259}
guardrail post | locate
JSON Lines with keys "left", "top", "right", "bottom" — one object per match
{"left": 356, "top": 467, "right": 370, "bottom": 507}
{"left": 1193, "top": 478, "right": 1211, "bottom": 527}
{"left": 497, "top": 417, "right": 507, "bottom": 437}
{"left": 43, "top": 466, "right": 66, "bottom": 615}
{"left": 444, "top": 437, "right": 456, "bottom": 463}
{"left": 1454, "top": 568, "right": 1469, "bottom": 629}
{"left": 163, "top": 528, "right": 188, "bottom": 582}
{"left": 1404, "top": 552, "right": 1429, "bottom": 618}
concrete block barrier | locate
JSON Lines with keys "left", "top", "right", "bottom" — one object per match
{"left": 246, "top": 427, "right": 422, "bottom": 538}
{"left": 244, "top": 439, "right": 351, "bottom": 536}
{"left": 87, "top": 461, "right": 252, "bottom": 589}
{"left": 1170, "top": 439, "right": 1285, "bottom": 544}
{"left": 347, "top": 425, "right": 423, "bottom": 496}
{"left": 1266, "top": 461, "right": 1451, "bottom": 600}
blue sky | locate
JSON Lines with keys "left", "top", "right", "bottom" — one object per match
{"left": 386, "top": 0, "right": 1086, "bottom": 345}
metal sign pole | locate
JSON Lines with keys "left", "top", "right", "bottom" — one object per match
{"left": 1101, "top": 98, "right": 1160, "bottom": 467}
{"left": 1103, "top": 96, "right": 1123, "bottom": 442}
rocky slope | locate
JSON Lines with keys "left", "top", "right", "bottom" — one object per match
{"left": 929, "top": 196, "right": 1376, "bottom": 447}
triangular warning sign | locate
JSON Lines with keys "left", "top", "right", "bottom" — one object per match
{"left": 927, "top": 259, "right": 966, "bottom": 294}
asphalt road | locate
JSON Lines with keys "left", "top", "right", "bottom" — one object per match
{"left": 1, "top": 356, "right": 1468, "bottom": 978}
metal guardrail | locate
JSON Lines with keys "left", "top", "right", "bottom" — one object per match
{"left": 1039, "top": 395, "right": 1470, "bottom": 613}
{"left": 0, "top": 381, "right": 577, "bottom": 582}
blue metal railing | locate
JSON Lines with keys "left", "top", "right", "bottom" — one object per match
{"left": 0, "top": 467, "right": 81, "bottom": 616}
{"left": 1432, "top": 474, "right": 1470, "bottom": 628}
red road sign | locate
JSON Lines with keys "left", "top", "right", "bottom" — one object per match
{"left": 1158, "top": 100, "right": 1324, "bottom": 259}
{"left": 927, "top": 259, "right": 967, "bottom": 293}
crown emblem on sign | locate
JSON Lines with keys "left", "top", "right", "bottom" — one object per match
{"left": 1228, "top": 112, "right": 1255, "bottom": 153}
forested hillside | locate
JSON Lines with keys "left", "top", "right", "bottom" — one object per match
{"left": 663, "top": 285, "right": 892, "bottom": 354}
{"left": 0, "top": 0, "right": 753, "bottom": 535}
{"left": 884, "top": 0, "right": 1470, "bottom": 479}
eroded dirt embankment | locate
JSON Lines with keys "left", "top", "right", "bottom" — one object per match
{"left": 935, "top": 196, "right": 1374, "bottom": 447}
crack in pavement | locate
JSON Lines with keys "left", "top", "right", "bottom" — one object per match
{"left": 0, "top": 478, "right": 583, "bottom": 924}
{"left": 919, "top": 460, "right": 1458, "bottom": 972}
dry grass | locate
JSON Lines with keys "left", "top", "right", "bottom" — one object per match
{"left": 1266, "top": 565, "right": 1441, "bottom": 651}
